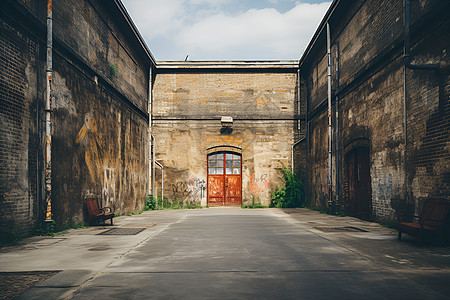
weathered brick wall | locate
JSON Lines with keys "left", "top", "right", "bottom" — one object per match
{"left": 0, "top": 0, "right": 151, "bottom": 238}
{"left": 302, "top": 0, "right": 449, "bottom": 220}
{"left": 405, "top": 21, "right": 450, "bottom": 213}
{"left": 48, "top": 0, "right": 151, "bottom": 226}
{"left": 154, "top": 71, "right": 296, "bottom": 119}
{"left": 0, "top": 10, "right": 40, "bottom": 241}
{"left": 51, "top": 54, "right": 149, "bottom": 226}
{"left": 53, "top": 0, "right": 149, "bottom": 112}
{"left": 153, "top": 69, "right": 298, "bottom": 206}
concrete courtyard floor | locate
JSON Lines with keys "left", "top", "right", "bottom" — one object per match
{"left": 1, "top": 208, "right": 449, "bottom": 299}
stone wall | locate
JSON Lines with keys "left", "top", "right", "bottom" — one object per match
{"left": 153, "top": 66, "right": 298, "bottom": 206}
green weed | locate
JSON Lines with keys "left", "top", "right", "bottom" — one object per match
{"left": 270, "top": 167, "right": 305, "bottom": 208}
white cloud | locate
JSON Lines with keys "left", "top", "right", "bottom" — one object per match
{"left": 176, "top": 3, "right": 330, "bottom": 60}
{"left": 121, "top": 0, "right": 331, "bottom": 60}
{"left": 123, "top": 0, "right": 186, "bottom": 38}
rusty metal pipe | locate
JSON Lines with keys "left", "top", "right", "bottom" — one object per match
{"left": 327, "top": 22, "right": 333, "bottom": 211}
{"left": 335, "top": 43, "right": 340, "bottom": 211}
{"left": 45, "top": 0, "right": 53, "bottom": 223}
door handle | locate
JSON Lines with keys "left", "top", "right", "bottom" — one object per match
{"left": 225, "top": 178, "right": 228, "bottom": 187}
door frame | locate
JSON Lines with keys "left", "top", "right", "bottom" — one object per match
{"left": 207, "top": 151, "right": 242, "bottom": 206}
{"left": 344, "top": 145, "right": 372, "bottom": 219}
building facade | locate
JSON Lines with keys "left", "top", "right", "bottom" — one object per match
{"left": 0, "top": 0, "right": 153, "bottom": 241}
{"left": 2, "top": 0, "right": 449, "bottom": 242}
{"left": 300, "top": 0, "right": 449, "bottom": 220}
{"left": 152, "top": 62, "right": 301, "bottom": 207}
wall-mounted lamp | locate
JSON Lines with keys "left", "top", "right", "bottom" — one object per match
{"left": 221, "top": 116, "right": 233, "bottom": 127}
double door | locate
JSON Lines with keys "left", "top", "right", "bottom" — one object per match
{"left": 207, "top": 152, "right": 242, "bottom": 206}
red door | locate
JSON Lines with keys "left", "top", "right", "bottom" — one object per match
{"left": 208, "top": 152, "right": 242, "bottom": 206}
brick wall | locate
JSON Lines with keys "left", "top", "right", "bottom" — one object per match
{"left": 153, "top": 67, "right": 298, "bottom": 206}
{"left": 301, "top": 0, "right": 449, "bottom": 220}
{"left": 0, "top": 0, "right": 152, "bottom": 239}
{"left": 53, "top": 0, "right": 149, "bottom": 112}
{"left": 0, "top": 14, "right": 39, "bottom": 240}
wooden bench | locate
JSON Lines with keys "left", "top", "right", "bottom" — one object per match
{"left": 86, "top": 195, "right": 114, "bottom": 225}
{"left": 397, "top": 198, "right": 450, "bottom": 244}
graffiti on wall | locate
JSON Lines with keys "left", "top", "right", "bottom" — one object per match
{"left": 171, "top": 177, "right": 206, "bottom": 203}
{"left": 245, "top": 174, "right": 269, "bottom": 198}
{"left": 76, "top": 112, "right": 115, "bottom": 208}
{"left": 102, "top": 167, "right": 115, "bottom": 208}
{"left": 75, "top": 113, "right": 103, "bottom": 183}
{"left": 322, "top": 183, "right": 329, "bottom": 196}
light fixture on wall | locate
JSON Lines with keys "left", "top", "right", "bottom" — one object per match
{"left": 220, "top": 116, "right": 233, "bottom": 134}
{"left": 221, "top": 116, "right": 233, "bottom": 127}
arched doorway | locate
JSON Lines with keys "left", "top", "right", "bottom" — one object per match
{"left": 345, "top": 146, "right": 372, "bottom": 219}
{"left": 207, "top": 152, "right": 242, "bottom": 206}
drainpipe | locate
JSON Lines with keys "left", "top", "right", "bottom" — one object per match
{"left": 291, "top": 68, "right": 303, "bottom": 174}
{"left": 148, "top": 67, "right": 153, "bottom": 195}
{"left": 327, "top": 23, "right": 333, "bottom": 211}
{"left": 335, "top": 43, "right": 340, "bottom": 211}
{"left": 297, "top": 68, "right": 301, "bottom": 133}
{"left": 151, "top": 135, "right": 155, "bottom": 199}
{"left": 155, "top": 160, "right": 164, "bottom": 209}
{"left": 305, "top": 72, "right": 309, "bottom": 204}
{"left": 44, "top": 0, "right": 53, "bottom": 223}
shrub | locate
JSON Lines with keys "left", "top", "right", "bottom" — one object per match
{"left": 270, "top": 167, "right": 305, "bottom": 208}
{"left": 144, "top": 194, "right": 157, "bottom": 211}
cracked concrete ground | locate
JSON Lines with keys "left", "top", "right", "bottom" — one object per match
{"left": 1, "top": 208, "right": 449, "bottom": 299}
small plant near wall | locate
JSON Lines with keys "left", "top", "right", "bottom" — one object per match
{"left": 143, "top": 194, "right": 202, "bottom": 210}
{"left": 270, "top": 167, "right": 305, "bottom": 208}
{"left": 242, "top": 197, "right": 267, "bottom": 208}
{"left": 109, "top": 63, "right": 118, "bottom": 76}
{"left": 143, "top": 194, "right": 157, "bottom": 211}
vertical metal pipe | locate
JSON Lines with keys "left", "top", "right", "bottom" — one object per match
{"left": 292, "top": 68, "right": 301, "bottom": 174}
{"left": 152, "top": 135, "right": 155, "bottom": 200}
{"left": 297, "top": 68, "right": 301, "bottom": 132}
{"left": 147, "top": 64, "right": 153, "bottom": 195}
{"left": 327, "top": 23, "right": 333, "bottom": 209}
{"left": 45, "top": 0, "right": 53, "bottom": 223}
{"left": 335, "top": 42, "right": 340, "bottom": 211}
{"left": 403, "top": 65, "right": 408, "bottom": 204}
{"left": 305, "top": 70, "right": 309, "bottom": 204}
{"left": 403, "top": 0, "right": 410, "bottom": 206}
{"left": 291, "top": 144, "right": 295, "bottom": 174}
{"left": 161, "top": 166, "right": 163, "bottom": 207}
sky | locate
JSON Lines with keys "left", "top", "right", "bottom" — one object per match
{"left": 121, "top": 0, "right": 332, "bottom": 61}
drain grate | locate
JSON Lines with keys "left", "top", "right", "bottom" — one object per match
{"left": 98, "top": 228, "right": 145, "bottom": 235}
{"left": 314, "top": 226, "right": 368, "bottom": 232}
